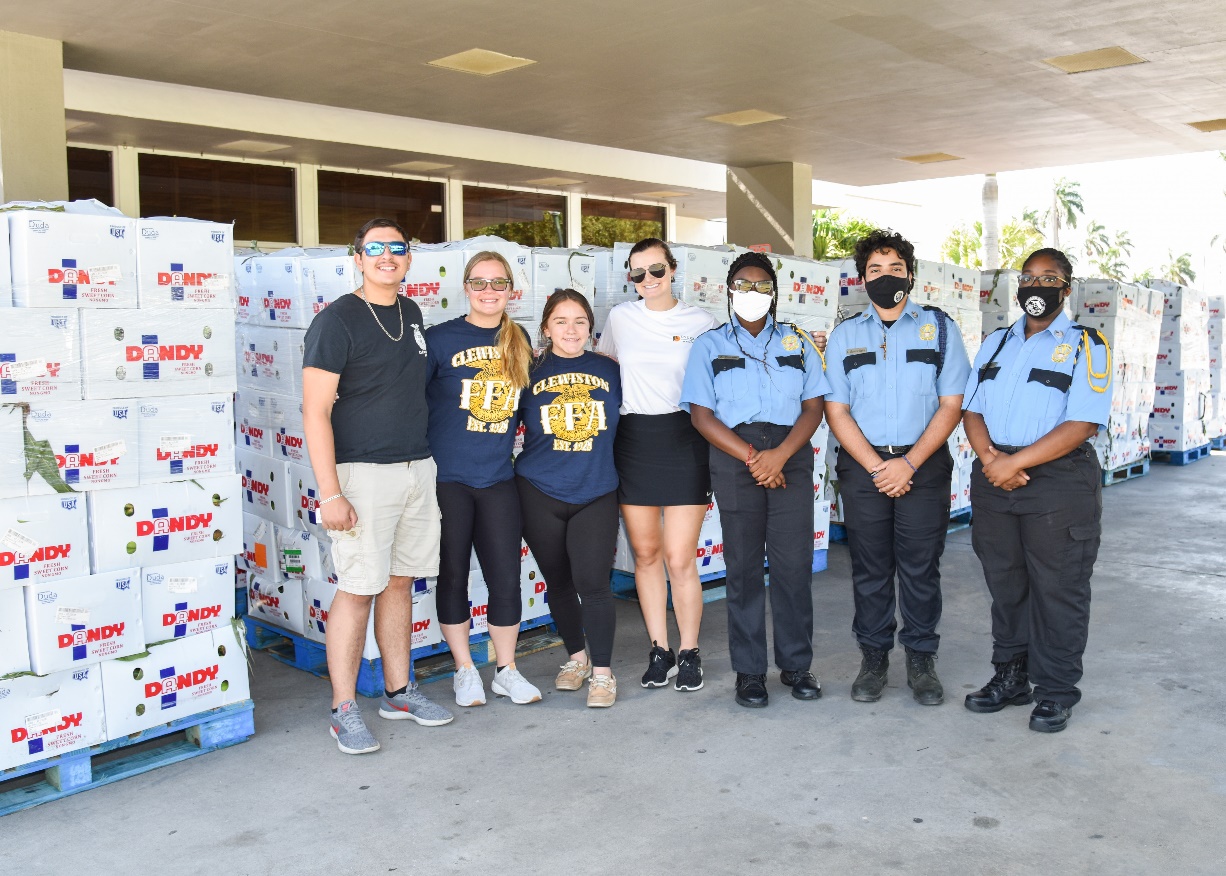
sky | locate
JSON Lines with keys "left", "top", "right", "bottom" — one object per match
{"left": 813, "top": 150, "right": 1226, "bottom": 287}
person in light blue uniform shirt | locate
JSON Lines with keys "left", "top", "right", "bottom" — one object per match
{"left": 824, "top": 229, "right": 971, "bottom": 708}
{"left": 681, "top": 251, "right": 830, "bottom": 709}
{"left": 961, "top": 247, "right": 1112, "bottom": 734}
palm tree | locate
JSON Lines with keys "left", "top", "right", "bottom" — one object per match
{"left": 1082, "top": 220, "right": 1109, "bottom": 260}
{"left": 941, "top": 216, "right": 1047, "bottom": 271}
{"left": 1046, "top": 177, "right": 1084, "bottom": 249}
{"left": 941, "top": 221, "right": 983, "bottom": 268}
{"left": 1161, "top": 251, "right": 1197, "bottom": 285}
{"left": 1132, "top": 268, "right": 1155, "bottom": 283}
{"left": 812, "top": 209, "right": 877, "bottom": 261}
{"left": 1091, "top": 251, "right": 1128, "bottom": 280}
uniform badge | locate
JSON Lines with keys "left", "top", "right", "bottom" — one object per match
{"left": 919, "top": 323, "right": 936, "bottom": 341}
{"left": 1052, "top": 343, "right": 1073, "bottom": 363}
{"left": 782, "top": 334, "right": 800, "bottom": 351}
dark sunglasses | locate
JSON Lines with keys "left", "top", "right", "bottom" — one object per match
{"left": 627, "top": 263, "right": 669, "bottom": 283}
{"left": 359, "top": 241, "right": 408, "bottom": 257}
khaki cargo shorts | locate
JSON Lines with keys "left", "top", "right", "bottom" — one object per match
{"left": 331, "top": 458, "right": 441, "bottom": 596}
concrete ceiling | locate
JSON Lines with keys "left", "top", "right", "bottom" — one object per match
{"left": 8, "top": 0, "right": 1226, "bottom": 187}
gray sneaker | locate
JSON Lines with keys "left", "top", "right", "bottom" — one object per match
{"left": 379, "top": 684, "right": 455, "bottom": 726}
{"left": 491, "top": 666, "right": 542, "bottom": 704}
{"left": 330, "top": 699, "right": 380, "bottom": 755}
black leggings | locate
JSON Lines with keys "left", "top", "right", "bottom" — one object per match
{"left": 435, "top": 479, "right": 523, "bottom": 628}
{"left": 515, "top": 476, "right": 618, "bottom": 666}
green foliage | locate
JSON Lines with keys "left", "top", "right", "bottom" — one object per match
{"left": 1051, "top": 177, "right": 1084, "bottom": 231}
{"left": 580, "top": 216, "right": 663, "bottom": 248}
{"left": 1161, "top": 251, "right": 1197, "bottom": 285}
{"left": 940, "top": 217, "right": 1045, "bottom": 270}
{"left": 468, "top": 214, "right": 564, "bottom": 247}
{"left": 812, "top": 209, "right": 877, "bottom": 261}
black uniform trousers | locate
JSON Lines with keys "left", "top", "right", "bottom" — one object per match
{"left": 836, "top": 445, "right": 953, "bottom": 654}
{"left": 969, "top": 442, "right": 1102, "bottom": 708}
{"left": 709, "top": 423, "right": 815, "bottom": 676}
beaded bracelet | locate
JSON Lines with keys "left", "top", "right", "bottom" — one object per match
{"left": 901, "top": 456, "right": 918, "bottom": 473}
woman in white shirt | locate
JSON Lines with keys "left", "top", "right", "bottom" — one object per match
{"left": 598, "top": 238, "right": 719, "bottom": 693}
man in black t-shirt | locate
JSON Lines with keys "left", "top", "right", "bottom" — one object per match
{"left": 302, "top": 218, "right": 453, "bottom": 755}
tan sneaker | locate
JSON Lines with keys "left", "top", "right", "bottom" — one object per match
{"left": 587, "top": 673, "right": 617, "bottom": 708}
{"left": 555, "top": 659, "right": 592, "bottom": 691}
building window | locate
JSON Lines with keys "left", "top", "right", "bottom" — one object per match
{"left": 317, "top": 171, "right": 444, "bottom": 245}
{"left": 464, "top": 186, "right": 565, "bottom": 246}
{"left": 138, "top": 154, "right": 296, "bottom": 243}
{"left": 67, "top": 147, "right": 114, "bottom": 207}
{"left": 581, "top": 199, "right": 666, "bottom": 247}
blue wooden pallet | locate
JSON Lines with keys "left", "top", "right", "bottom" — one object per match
{"left": 1151, "top": 444, "right": 1211, "bottom": 465}
{"left": 1212, "top": 436, "right": 1226, "bottom": 451}
{"left": 831, "top": 509, "right": 972, "bottom": 544}
{"left": 610, "top": 549, "right": 827, "bottom": 606}
{"left": 1103, "top": 457, "right": 1150, "bottom": 487}
{"left": 244, "top": 614, "right": 559, "bottom": 696}
{"left": 0, "top": 700, "right": 254, "bottom": 817}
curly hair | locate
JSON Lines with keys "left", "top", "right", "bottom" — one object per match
{"left": 1022, "top": 247, "right": 1074, "bottom": 282}
{"left": 853, "top": 229, "right": 916, "bottom": 280}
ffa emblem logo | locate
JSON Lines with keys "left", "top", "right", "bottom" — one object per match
{"left": 542, "top": 384, "right": 606, "bottom": 444}
{"left": 461, "top": 359, "right": 519, "bottom": 425}
{"left": 782, "top": 335, "right": 800, "bottom": 351}
{"left": 1052, "top": 344, "right": 1073, "bottom": 363}
{"left": 919, "top": 323, "right": 936, "bottom": 341}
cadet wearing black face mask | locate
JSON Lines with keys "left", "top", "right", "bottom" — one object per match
{"left": 961, "top": 247, "right": 1112, "bottom": 734}
{"left": 823, "top": 229, "right": 971, "bottom": 706}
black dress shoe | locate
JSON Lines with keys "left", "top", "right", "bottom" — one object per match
{"left": 780, "top": 670, "right": 822, "bottom": 700}
{"left": 734, "top": 673, "right": 769, "bottom": 708}
{"left": 1029, "top": 700, "right": 1072, "bottom": 733}
{"left": 965, "top": 655, "right": 1033, "bottom": 713}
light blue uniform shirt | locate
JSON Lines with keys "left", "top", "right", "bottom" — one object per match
{"left": 824, "top": 300, "right": 971, "bottom": 446}
{"left": 680, "top": 315, "right": 831, "bottom": 428}
{"left": 963, "top": 311, "right": 1112, "bottom": 446}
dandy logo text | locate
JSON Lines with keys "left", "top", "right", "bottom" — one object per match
{"left": 163, "top": 605, "right": 223, "bottom": 627}
{"left": 136, "top": 513, "right": 213, "bottom": 536}
{"left": 126, "top": 343, "right": 205, "bottom": 362}
{"left": 158, "top": 271, "right": 217, "bottom": 287}
{"left": 144, "top": 664, "right": 220, "bottom": 698}
{"left": 10, "top": 712, "right": 83, "bottom": 743}
{"left": 0, "top": 544, "right": 71, "bottom": 566}
{"left": 58, "top": 623, "right": 125, "bottom": 649}
{"left": 156, "top": 444, "right": 219, "bottom": 460}
{"left": 48, "top": 268, "right": 111, "bottom": 286}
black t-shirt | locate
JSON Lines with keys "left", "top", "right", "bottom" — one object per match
{"left": 302, "top": 292, "right": 430, "bottom": 464}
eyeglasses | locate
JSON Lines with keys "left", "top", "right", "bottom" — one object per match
{"left": 627, "top": 263, "right": 669, "bottom": 283}
{"left": 730, "top": 280, "right": 775, "bottom": 294}
{"left": 465, "top": 277, "right": 512, "bottom": 291}
{"left": 1018, "top": 274, "right": 1068, "bottom": 288}
{"left": 359, "top": 241, "right": 408, "bottom": 257}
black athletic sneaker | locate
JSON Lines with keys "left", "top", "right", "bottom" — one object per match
{"left": 641, "top": 642, "right": 678, "bottom": 688}
{"left": 675, "top": 648, "right": 704, "bottom": 691}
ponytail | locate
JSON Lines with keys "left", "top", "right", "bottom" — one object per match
{"left": 497, "top": 312, "right": 531, "bottom": 390}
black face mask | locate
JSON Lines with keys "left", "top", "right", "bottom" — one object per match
{"left": 864, "top": 274, "right": 911, "bottom": 309}
{"left": 1017, "top": 285, "right": 1066, "bottom": 319}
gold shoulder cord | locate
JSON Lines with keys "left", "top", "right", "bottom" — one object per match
{"left": 1082, "top": 329, "right": 1112, "bottom": 393}
{"left": 794, "top": 327, "right": 827, "bottom": 371}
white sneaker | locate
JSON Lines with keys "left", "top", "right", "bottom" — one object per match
{"left": 491, "top": 666, "right": 542, "bottom": 704}
{"left": 453, "top": 665, "right": 486, "bottom": 707}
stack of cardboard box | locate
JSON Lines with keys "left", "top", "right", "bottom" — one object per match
{"left": 1145, "top": 280, "right": 1212, "bottom": 454}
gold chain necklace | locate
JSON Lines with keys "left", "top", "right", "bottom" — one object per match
{"left": 358, "top": 284, "right": 404, "bottom": 342}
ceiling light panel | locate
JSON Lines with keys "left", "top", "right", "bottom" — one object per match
{"left": 1187, "top": 118, "right": 1226, "bottom": 133}
{"left": 523, "top": 177, "right": 585, "bottom": 186}
{"left": 427, "top": 49, "right": 536, "bottom": 76}
{"left": 898, "top": 152, "right": 963, "bottom": 164}
{"left": 1042, "top": 46, "right": 1146, "bottom": 74}
{"left": 635, "top": 191, "right": 689, "bottom": 199}
{"left": 215, "top": 139, "right": 290, "bottom": 153}
{"left": 389, "top": 160, "right": 454, "bottom": 172}
{"left": 704, "top": 109, "right": 787, "bottom": 126}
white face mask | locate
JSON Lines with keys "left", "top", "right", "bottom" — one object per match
{"left": 731, "top": 290, "right": 773, "bottom": 322}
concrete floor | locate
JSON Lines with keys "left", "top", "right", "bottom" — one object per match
{"left": 6, "top": 454, "right": 1226, "bottom": 875}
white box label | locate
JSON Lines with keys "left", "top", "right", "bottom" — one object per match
{"left": 160, "top": 434, "right": 192, "bottom": 453}
{"left": 24, "top": 709, "right": 62, "bottom": 734}
{"left": 167, "top": 576, "right": 198, "bottom": 594}
{"left": 54, "top": 606, "right": 90, "bottom": 625}
{"left": 92, "top": 439, "right": 127, "bottom": 460}
{"left": 2, "top": 528, "right": 39, "bottom": 554}
{"left": 9, "top": 358, "right": 47, "bottom": 380}
{"left": 88, "top": 264, "right": 123, "bottom": 283}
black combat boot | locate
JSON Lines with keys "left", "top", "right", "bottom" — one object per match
{"left": 964, "top": 655, "right": 1033, "bottom": 713}
{"left": 905, "top": 648, "right": 944, "bottom": 705}
{"left": 850, "top": 646, "right": 889, "bottom": 702}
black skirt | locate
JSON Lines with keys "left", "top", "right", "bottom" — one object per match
{"left": 614, "top": 411, "right": 712, "bottom": 506}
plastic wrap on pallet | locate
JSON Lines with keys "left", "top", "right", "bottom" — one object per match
{"left": 400, "top": 243, "right": 466, "bottom": 326}
{"left": 674, "top": 244, "right": 743, "bottom": 324}
{"left": 533, "top": 248, "right": 596, "bottom": 305}
{"left": 234, "top": 250, "right": 259, "bottom": 323}
{"left": 6, "top": 205, "right": 138, "bottom": 308}
{"left": 24, "top": 567, "right": 144, "bottom": 674}
{"left": 235, "top": 448, "right": 294, "bottom": 528}
{"left": 80, "top": 309, "right": 236, "bottom": 399}
{"left": 247, "top": 574, "right": 306, "bottom": 634}
{"left": 267, "top": 391, "right": 308, "bottom": 465}
{"left": 0, "top": 492, "right": 90, "bottom": 587}
{"left": 88, "top": 474, "right": 243, "bottom": 572}
{"left": 136, "top": 218, "right": 235, "bottom": 309}
{"left": 136, "top": 393, "right": 235, "bottom": 484}
{"left": 0, "top": 666, "right": 106, "bottom": 770}
{"left": 1, "top": 399, "right": 139, "bottom": 497}
{"left": 1, "top": 309, "right": 82, "bottom": 401}
{"left": 235, "top": 324, "right": 305, "bottom": 398}
{"left": 285, "top": 460, "right": 327, "bottom": 539}
{"left": 0, "top": 587, "right": 30, "bottom": 674}
{"left": 234, "top": 386, "right": 274, "bottom": 456}
{"left": 273, "top": 523, "right": 334, "bottom": 582}
{"left": 240, "top": 511, "right": 276, "bottom": 579}
{"left": 301, "top": 575, "right": 441, "bottom": 659}
{"left": 141, "top": 556, "right": 237, "bottom": 643}
{"left": 0, "top": 216, "right": 11, "bottom": 306}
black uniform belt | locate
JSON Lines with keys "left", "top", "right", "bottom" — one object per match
{"left": 993, "top": 442, "right": 1094, "bottom": 458}
{"left": 872, "top": 444, "right": 914, "bottom": 455}
{"left": 993, "top": 444, "right": 1026, "bottom": 454}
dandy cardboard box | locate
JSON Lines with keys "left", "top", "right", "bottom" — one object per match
{"left": 403, "top": 244, "right": 465, "bottom": 326}
{"left": 142, "top": 556, "right": 236, "bottom": 644}
{"left": 8, "top": 400, "right": 139, "bottom": 495}
{"left": 234, "top": 252, "right": 259, "bottom": 323}
{"left": 8, "top": 209, "right": 137, "bottom": 308}
{"left": 0, "top": 587, "right": 31, "bottom": 675}
{"left": 235, "top": 324, "right": 305, "bottom": 398}
{"left": 250, "top": 250, "right": 310, "bottom": 328}
{"left": 519, "top": 547, "right": 549, "bottom": 622}
{"left": 80, "top": 309, "right": 236, "bottom": 400}
{"left": 461, "top": 235, "right": 533, "bottom": 293}
{"left": 0, "top": 665, "right": 105, "bottom": 770}
{"left": 912, "top": 259, "right": 946, "bottom": 307}
{"left": 302, "top": 248, "right": 356, "bottom": 317}
{"left": 467, "top": 570, "right": 490, "bottom": 638}
{"left": 247, "top": 574, "right": 305, "bottom": 635}
{"left": 674, "top": 245, "right": 737, "bottom": 313}
{"left": 273, "top": 524, "right": 334, "bottom": 582}
{"left": 300, "top": 576, "right": 441, "bottom": 659}
{"left": 240, "top": 512, "right": 276, "bottom": 578}
{"left": 235, "top": 387, "right": 273, "bottom": 456}
{"left": 136, "top": 218, "right": 235, "bottom": 308}
{"left": 694, "top": 530, "right": 726, "bottom": 578}
{"left": 832, "top": 258, "right": 868, "bottom": 306}
{"left": 268, "top": 393, "right": 308, "bottom": 465}
{"left": 24, "top": 567, "right": 144, "bottom": 675}
{"left": 287, "top": 461, "right": 328, "bottom": 539}
{"left": 945, "top": 265, "right": 981, "bottom": 309}
{"left": 773, "top": 255, "right": 838, "bottom": 319}
{"left": 1, "top": 310, "right": 81, "bottom": 402}
{"left": 100, "top": 628, "right": 249, "bottom": 738}
{"left": 0, "top": 493, "right": 89, "bottom": 588}
{"left": 1072, "top": 280, "right": 1143, "bottom": 319}
{"left": 532, "top": 248, "right": 596, "bottom": 304}
{"left": 813, "top": 500, "right": 831, "bottom": 551}
{"left": 236, "top": 449, "right": 293, "bottom": 528}
{"left": 136, "top": 394, "right": 235, "bottom": 484}
{"left": 979, "top": 269, "right": 1020, "bottom": 310}
{"left": 88, "top": 474, "right": 242, "bottom": 573}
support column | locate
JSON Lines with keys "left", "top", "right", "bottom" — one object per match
{"left": 112, "top": 145, "right": 140, "bottom": 217}
{"left": 296, "top": 163, "right": 319, "bottom": 247}
{"left": 0, "top": 32, "right": 68, "bottom": 203}
{"left": 565, "top": 192, "right": 583, "bottom": 248}
{"left": 445, "top": 180, "right": 465, "bottom": 241}
{"left": 725, "top": 162, "right": 813, "bottom": 258}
